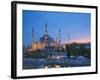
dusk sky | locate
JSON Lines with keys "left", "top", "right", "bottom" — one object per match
{"left": 23, "top": 10, "right": 91, "bottom": 46}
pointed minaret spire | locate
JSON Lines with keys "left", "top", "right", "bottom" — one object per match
{"left": 58, "top": 27, "right": 61, "bottom": 46}
{"left": 45, "top": 22, "right": 48, "bottom": 35}
{"left": 56, "top": 36, "right": 58, "bottom": 47}
{"left": 58, "top": 27, "right": 62, "bottom": 51}
{"left": 32, "top": 27, "right": 34, "bottom": 43}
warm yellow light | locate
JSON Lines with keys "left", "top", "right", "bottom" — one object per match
{"left": 55, "top": 65, "right": 60, "bottom": 68}
{"left": 45, "top": 66, "right": 48, "bottom": 69}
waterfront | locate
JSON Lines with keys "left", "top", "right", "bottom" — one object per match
{"left": 23, "top": 54, "right": 90, "bottom": 69}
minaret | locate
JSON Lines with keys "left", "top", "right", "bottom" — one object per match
{"left": 44, "top": 23, "right": 48, "bottom": 35}
{"left": 68, "top": 33, "right": 70, "bottom": 45}
{"left": 67, "top": 33, "right": 70, "bottom": 57}
{"left": 58, "top": 28, "right": 61, "bottom": 50}
{"left": 55, "top": 36, "right": 58, "bottom": 48}
{"left": 44, "top": 22, "right": 49, "bottom": 48}
{"left": 32, "top": 27, "right": 34, "bottom": 43}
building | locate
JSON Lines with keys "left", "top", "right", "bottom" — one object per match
{"left": 29, "top": 23, "right": 58, "bottom": 52}
{"left": 27, "top": 22, "right": 68, "bottom": 59}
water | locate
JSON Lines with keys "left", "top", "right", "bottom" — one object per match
{"left": 23, "top": 56, "right": 90, "bottom": 69}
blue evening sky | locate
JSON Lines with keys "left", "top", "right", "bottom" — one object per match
{"left": 23, "top": 10, "right": 91, "bottom": 46}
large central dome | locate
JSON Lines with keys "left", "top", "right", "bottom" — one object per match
{"left": 39, "top": 23, "right": 56, "bottom": 48}
{"left": 40, "top": 23, "right": 55, "bottom": 43}
{"left": 40, "top": 34, "right": 54, "bottom": 43}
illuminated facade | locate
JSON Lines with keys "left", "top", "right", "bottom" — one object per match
{"left": 29, "top": 23, "right": 58, "bottom": 52}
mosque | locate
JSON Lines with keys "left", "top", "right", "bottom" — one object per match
{"left": 28, "top": 23, "right": 64, "bottom": 53}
